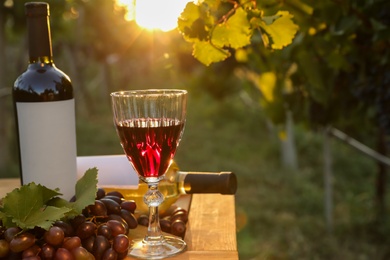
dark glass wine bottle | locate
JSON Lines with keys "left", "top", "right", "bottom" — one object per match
{"left": 102, "top": 162, "right": 237, "bottom": 214}
{"left": 13, "top": 2, "right": 77, "bottom": 199}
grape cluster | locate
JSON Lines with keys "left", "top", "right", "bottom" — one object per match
{"left": 137, "top": 206, "right": 188, "bottom": 239}
{"left": 0, "top": 188, "right": 137, "bottom": 260}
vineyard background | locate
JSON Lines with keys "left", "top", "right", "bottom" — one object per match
{"left": 1, "top": 0, "right": 390, "bottom": 258}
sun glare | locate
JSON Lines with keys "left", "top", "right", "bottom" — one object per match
{"left": 117, "top": 0, "right": 189, "bottom": 32}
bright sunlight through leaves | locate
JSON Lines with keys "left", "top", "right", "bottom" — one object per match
{"left": 117, "top": 0, "right": 189, "bottom": 32}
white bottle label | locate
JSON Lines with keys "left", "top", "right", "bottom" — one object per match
{"left": 16, "top": 99, "right": 77, "bottom": 199}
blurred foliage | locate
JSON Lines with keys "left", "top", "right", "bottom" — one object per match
{"left": 1, "top": 0, "right": 390, "bottom": 258}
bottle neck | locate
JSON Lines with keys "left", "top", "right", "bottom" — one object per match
{"left": 27, "top": 10, "right": 53, "bottom": 64}
{"left": 178, "top": 171, "right": 237, "bottom": 195}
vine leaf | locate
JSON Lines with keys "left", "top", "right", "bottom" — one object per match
{"left": 256, "top": 11, "right": 299, "bottom": 49}
{"left": 193, "top": 41, "right": 230, "bottom": 66}
{"left": 178, "top": 2, "right": 210, "bottom": 42}
{"left": 0, "top": 168, "right": 98, "bottom": 230}
{"left": 212, "top": 7, "right": 251, "bottom": 49}
{"left": 0, "top": 183, "right": 71, "bottom": 230}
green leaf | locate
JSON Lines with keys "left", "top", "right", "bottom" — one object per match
{"left": 47, "top": 169, "right": 97, "bottom": 218}
{"left": 0, "top": 169, "right": 98, "bottom": 230}
{"left": 256, "top": 11, "right": 299, "bottom": 49}
{"left": 193, "top": 41, "right": 230, "bottom": 66}
{"left": 178, "top": 2, "right": 209, "bottom": 42}
{"left": 14, "top": 206, "right": 71, "bottom": 230}
{"left": 212, "top": 7, "right": 251, "bottom": 49}
{"left": 1, "top": 183, "right": 70, "bottom": 230}
{"left": 72, "top": 168, "right": 98, "bottom": 214}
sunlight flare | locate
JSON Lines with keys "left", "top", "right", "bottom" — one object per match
{"left": 117, "top": 0, "right": 189, "bottom": 32}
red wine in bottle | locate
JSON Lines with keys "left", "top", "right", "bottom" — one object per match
{"left": 13, "top": 2, "right": 77, "bottom": 199}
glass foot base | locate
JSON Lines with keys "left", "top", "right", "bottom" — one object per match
{"left": 128, "top": 236, "right": 187, "bottom": 259}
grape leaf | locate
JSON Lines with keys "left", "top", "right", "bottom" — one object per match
{"left": 73, "top": 168, "right": 98, "bottom": 213}
{"left": 212, "top": 7, "right": 251, "bottom": 49}
{"left": 254, "top": 11, "right": 299, "bottom": 49}
{"left": 193, "top": 41, "right": 230, "bottom": 66}
{"left": 0, "top": 183, "right": 71, "bottom": 230}
{"left": 178, "top": 2, "right": 210, "bottom": 42}
{"left": 0, "top": 168, "right": 98, "bottom": 230}
{"left": 49, "top": 168, "right": 98, "bottom": 217}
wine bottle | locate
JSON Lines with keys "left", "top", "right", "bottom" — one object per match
{"left": 13, "top": 2, "right": 77, "bottom": 199}
{"left": 102, "top": 162, "right": 237, "bottom": 214}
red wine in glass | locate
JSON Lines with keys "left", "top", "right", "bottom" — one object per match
{"left": 116, "top": 118, "right": 185, "bottom": 178}
{"left": 111, "top": 89, "right": 187, "bottom": 258}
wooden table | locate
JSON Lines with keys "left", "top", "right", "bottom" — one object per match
{"left": 0, "top": 179, "right": 238, "bottom": 260}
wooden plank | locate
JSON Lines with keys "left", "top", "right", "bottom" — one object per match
{"left": 185, "top": 194, "right": 237, "bottom": 251}
{"left": 126, "top": 250, "right": 238, "bottom": 260}
{"left": 0, "top": 178, "right": 19, "bottom": 198}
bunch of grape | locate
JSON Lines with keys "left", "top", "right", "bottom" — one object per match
{"left": 0, "top": 188, "right": 138, "bottom": 260}
{"left": 137, "top": 206, "right": 188, "bottom": 239}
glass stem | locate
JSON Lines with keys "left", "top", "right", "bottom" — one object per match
{"left": 144, "top": 181, "right": 164, "bottom": 244}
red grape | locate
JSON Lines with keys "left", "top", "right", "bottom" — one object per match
{"left": 40, "top": 243, "right": 55, "bottom": 259}
{"left": 120, "top": 209, "right": 138, "bottom": 229}
{"left": 97, "top": 224, "right": 112, "bottom": 240}
{"left": 0, "top": 239, "right": 10, "bottom": 257}
{"left": 63, "top": 236, "right": 81, "bottom": 251}
{"left": 4, "top": 227, "right": 21, "bottom": 242}
{"left": 106, "top": 220, "right": 126, "bottom": 237}
{"left": 44, "top": 226, "right": 64, "bottom": 246}
{"left": 88, "top": 200, "right": 107, "bottom": 217}
{"left": 113, "top": 234, "right": 129, "bottom": 254}
{"left": 92, "top": 235, "right": 110, "bottom": 260}
{"left": 9, "top": 232, "right": 35, "bottom": 253}
{"left": 55, "top": 248, "right": 73, "bottom": 260}
{"left": 120, "top": 200, "right": 136, "bottom": 213}
{"left": 100, "top": 198, "right": 121, "bottom": 215}
{"left": 71, "top": 246, "right": 91, "bottom": 260}
{"left": 102, "top": 247, "right": 118, "bottom": 260}
{"left": 76, "top": 221, "right": 96, "bottom": 240}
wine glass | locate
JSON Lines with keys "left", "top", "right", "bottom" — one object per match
{"left": 111, "top": 89, "right": 187, "bottom": 259}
